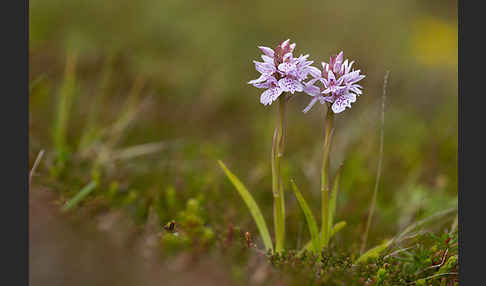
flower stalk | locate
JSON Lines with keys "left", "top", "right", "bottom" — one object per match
{"left": 321, "top": 104, "right": 334, "bottom": 249}
{"left": 272, "top": 96, "right": 287, "bottom": 253}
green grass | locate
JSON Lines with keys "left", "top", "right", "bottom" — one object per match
{"left": 61, "top": 180, "right": 98, "bottom": 212}
{"left": 290, "top": 179, "right": 320, "bottom": 254}
{"left": 218, "top": 160, "right": 273, "bottom": 252}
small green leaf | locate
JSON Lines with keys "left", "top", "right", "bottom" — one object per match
{"left": 355, "top": 239, "right": 392, "bottom": 264}
{"left": 330, "top": 221, "right": 347, "bottom": 238}
{"left": 290, "top": 179, "right": 320, "bottom": 254}
{"left": 217, "top": 160, "right": 273, "bottom": 252}
{"left": 61, "top": 180, "right": 98, "bottom": 212}
{"left": 299, "top": 221, "right": 346, "bottom": 254}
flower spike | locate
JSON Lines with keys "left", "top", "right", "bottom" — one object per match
{"left": 303, "top": 51, "right": 365, "bottom": 114}
{"left": 249, "top": 39, "right": 319, "bottom": 106}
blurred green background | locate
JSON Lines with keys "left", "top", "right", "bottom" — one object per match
{"left": 29, "top": 0, "right": 457, "bottom": 284}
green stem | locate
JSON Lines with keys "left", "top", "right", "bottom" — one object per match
{"left": 272, "top": 96, "right": 287, "bottom": 253}
{"left": 321, "top": 104, "right": 334, "bottom": 249}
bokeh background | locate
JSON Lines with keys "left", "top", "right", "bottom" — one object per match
{"left": 29, "top": 0, "right": 457, "bottom": 284}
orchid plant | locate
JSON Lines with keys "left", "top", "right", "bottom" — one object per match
{"left": 218, "top": 40, "right": 365, "bottom": 256}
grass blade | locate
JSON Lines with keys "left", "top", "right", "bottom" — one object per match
{"left": 61, "top": 181, "right": 98, "bottom": 212}
{"left": 360, "top": 71, "right": 390, "bottom": 254}
{"left": 355, "top": 208, "right": 457, "bottom": 263}
{"left": 79, "top": 54, "right": 115, "bottom": 151}
{"left": 355, "top": 239, "right": 392, "bottom": 264}
{"left": 299, "top": 221, "right": 346, "bottom": 254}
{"left": 217, "top": 160, "right": 273, "bottom": 252}
{"left": 29, "top": 149, "right": 45, "bottom": 186}
{"left": 53, "top": 53, "right": 78, "bottom": 171}
{"left": 328, "top": 164, "right": 344, "bottom": 234}
{"left": 290, "top": 179, "right": 320, "bottom": 254}
{"left": 395, "top": 207, "right": 457, "bottom": 243}
{"left": 330, "top": 220, "right": 346, "bottom": 238}
{"left": 111, "top": 140, "right": 171, "bottom": 160}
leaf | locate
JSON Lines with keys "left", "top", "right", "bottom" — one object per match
{"left": 54, "top": 53, "right": 78, "bottom": 155}
{"left": 61, "top": 180, "right": 98, "bottom": 212}
{"left": 330, "top": 220, "right": 347, "bottom": 238}
{"left": 328, "top": 164, "right": 344, "bottom": 233}
{"left": 217, "top": 160, "right": 274, "bottom": 252}
{"left": 355, "top": 239, "right": 392, "bottom": 264}
{"left": 290, "top": 179, "right": 320, "bottom": 254}
{"left": 299, "top": 221, "right": 346, "bottom": 254}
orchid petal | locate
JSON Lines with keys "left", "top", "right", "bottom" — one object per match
{"left": 278, "top": 62, "right": 297, "bottom": 74}
{"left": 248, "top": 74, "right": 268, "bottom": 85}
{"left": 278, "top": 77, "right": 303, "bottom": 94}
{"left": 303, "top": 97, "right": 320, "bottom": 113}
{"left": 331, "top": 93, "right": 356, "bottom": 113}
{"left": 258, "top": 46, "right": 275, "bottom": 57}
{"left": 260, "top": 87, "right": 283, "bottom": 106}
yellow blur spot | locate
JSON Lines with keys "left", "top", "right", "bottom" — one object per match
{"left": 411, "top": 16, "right": 457, "bottom": 67}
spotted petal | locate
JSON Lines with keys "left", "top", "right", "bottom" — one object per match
{"left": 260, "top": 87, "right": 283, "bottom": 106}
{"left": 278, "top": 62, "right": 297, "bottom": 74}
{"left": 278, "top": 77, "right": 303, "bottom": 94}
{"left": 331, "top": 93, "right": 357, "bottom": 113}
{"left": 348, "top": 84, "right": 363, "bottom": 95}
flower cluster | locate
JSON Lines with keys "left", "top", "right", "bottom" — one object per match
{"left": 303, "top": 51, "right": 365, "bottom": 114}
{"left": 249, "top": 41, "right": 365, "bottom": 114}
{"left": 248, "top": 39, "right": 320, "bottom": 106}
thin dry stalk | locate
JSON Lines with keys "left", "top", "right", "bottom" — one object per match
{"left": 360, "top": 70, "right": 390, "bottom": 254}
{"left": 29, "top": 149, "right": 45, "bottom": 186}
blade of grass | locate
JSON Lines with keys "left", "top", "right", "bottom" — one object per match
{"left": 395, "top": 207, "right": 457, "bottom": 243}
{"left": 328, "top": 164, "right": 344, "bottom": 234}
{"left": 330, "top": 220, "right": 346, "bottom": 238}
{"left": 111, "top": 140, "right": 172, "bottom": 161}
{"left": 106, "top": 75, "right": 146, "bottom": 146}
{"left": 61, "top": 180, "right": 98, "bottom": 212}
{"left": 217, "top": 160, "right": 273, "bottom": 252}
{"left": 360, "top": 70, "right": 390, "bottom": 254}
{"left": 299, "top": 221, "right": 346, "bottom": 254}
{"left": 79, "top": 54, "right": 115, "bottom": 152}
{"left": 93, "top": 77, "right": 150, "bottom": 171}
{"left": 29, "top": 74, "right": 47, "bottom": 94}
{"left": 29, "top": 149, "right": 45, "bottom": 186}
{"left": 53, "top": 52, "right": 78, "bottom": 167}
{"left": 290, "top": 179, "right": 320, "bottom": 254}
{"left": 355, "top": 239, "right": 393, "bottom": 264}
{"left": 356, "top": 207, "right": 457, "bottom": 263}
{"left": 449, "top": 215, "right": 458, "bottom": 234}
